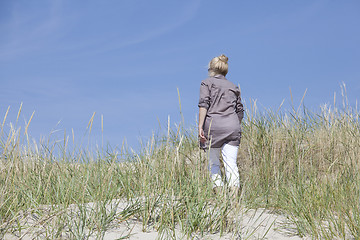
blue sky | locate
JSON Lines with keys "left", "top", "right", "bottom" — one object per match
{"left": 1, "top": 0, "right": 359, "bottom": 150}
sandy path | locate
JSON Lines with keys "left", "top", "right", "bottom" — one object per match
{"left": 3, "top": 200, "right": 308, "bottom": 240}
{"left": 99, "top": 208, "right": 307, "bottom": 240}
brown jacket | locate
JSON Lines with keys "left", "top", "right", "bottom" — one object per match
{"left": 198, "top": 74, "right": 244, "bottom": 148}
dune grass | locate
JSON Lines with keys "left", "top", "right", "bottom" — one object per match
{"left": 1, "top": 90, "right": 360, "bottom": 239}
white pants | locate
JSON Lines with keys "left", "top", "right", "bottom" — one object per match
{"left": 208, "top": 144, "right": 240, "bottom": 188}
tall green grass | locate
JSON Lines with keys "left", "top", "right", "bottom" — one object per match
{"left": 1, "top": 88, "right": 360, "bottom": 239}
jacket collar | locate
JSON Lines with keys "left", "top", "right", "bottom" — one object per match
{"left": 214, "top": 74, "right": 226, "bottom": 79}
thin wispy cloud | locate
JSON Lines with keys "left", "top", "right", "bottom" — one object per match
{"left": 0, "top": 1, "right": 62, "bottom": 60}
{"left": 98, "top": 0, "right": 202, "bottom": 51}
{"left": 0, "top": 0, "right": 202, "bottom": 61}
{"left": 58, "top": 0, "right": 203, "bottom": 58}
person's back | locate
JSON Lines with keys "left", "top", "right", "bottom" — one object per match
{"left": 200, "top": 74, "right": 242, "bottom": 147}
{"left": 198, "top": 54, "right": 244, "bottom": 195}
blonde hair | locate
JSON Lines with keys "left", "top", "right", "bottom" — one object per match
{"left": 208, "top": 54, "right": 229, "bottom": 77}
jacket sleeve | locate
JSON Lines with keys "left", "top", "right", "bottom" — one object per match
{"left": 198, "top": 81, "right": 210, "bottom": 109}
{"left": 235, "top": 87, "right": 244, "bottom": 123}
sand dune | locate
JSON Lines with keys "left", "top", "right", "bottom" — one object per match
{"left": 3, "top": 199, "right": 309, "bottom": 239}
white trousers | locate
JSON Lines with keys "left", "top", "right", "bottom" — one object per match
{"left": 208, "top": 144, "right": 240, "bottom": 188}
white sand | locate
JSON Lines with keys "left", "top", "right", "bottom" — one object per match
{"left": 99, "top": 208, "right": 308, "bottom": 240}
{"left": 3, "top": 200, "right": 309, "bottom": 240}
